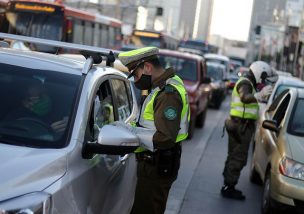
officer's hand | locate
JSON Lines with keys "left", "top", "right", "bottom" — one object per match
{"left": 51, "top": 117, "right": 68, "bottom": 133}
{"left": 254, "top": 85, "right": 273, "bottom": 102}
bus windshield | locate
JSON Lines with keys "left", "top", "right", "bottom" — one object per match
{"left": 130, "top": 35, "right": 161, "bottom": 48}
{"left": 6, "top": 12, "right": 63, "bottom": 52}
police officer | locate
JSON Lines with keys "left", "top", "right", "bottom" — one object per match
{"left": 221, "top": 61, "right": 273, "bottom": 200}
{"left": 117, "top": 47, "right": 190, "bottom": 214}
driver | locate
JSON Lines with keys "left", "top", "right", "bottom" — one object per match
{"left": 5, "top": 79, "right": 68, "bottom": 134}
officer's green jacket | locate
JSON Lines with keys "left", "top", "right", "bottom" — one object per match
{"left": 230, "top": 77, "right": 259, "bottom": 120}
{"left": 136, "top": 68, "right": 190, "bottom": 152}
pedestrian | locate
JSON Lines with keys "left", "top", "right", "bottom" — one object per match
{"left": 221, "top": 61, "right": 273, "bottom": 200}
{"left": 117, "top": 46, "right": 190, "bottom": 214}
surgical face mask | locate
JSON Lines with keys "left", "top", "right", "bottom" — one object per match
{"left": 134, "top": 74, "right": 152, "bottom": 90}
{"left": 29, "top": 95, "right": 52, "bottom": 116}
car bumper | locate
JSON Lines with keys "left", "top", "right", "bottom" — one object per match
{"left": 271, "top": 171, "right": 304, "bottom": 209}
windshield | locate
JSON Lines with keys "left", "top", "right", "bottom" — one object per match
{"left": 6, "top": 12, "right": 63, "bottom": 52}
{"left": 205, "top": 59, "right": 228, "bottom": 70}
{"left": 288, "top": 99, "right": 304, "bottom": 137}
{"left": 130, "top": 35, "right": 161, "bottom": 48}
{"left": 179, "top": 40, "right": 208, "bottom": 53}
{"left": 158, "top": 55, "right": 197, "bottom": 81}
{"left": 0, "top": 63, "right": 81, "bottom": 148}
{"left": 207, "top": 65, "right": 223, "bottom": 81}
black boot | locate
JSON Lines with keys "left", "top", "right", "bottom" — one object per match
{"left": 221, "top": 185, "right": 246, "bottom": 200}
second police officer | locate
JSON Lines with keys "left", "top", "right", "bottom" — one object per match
{"left": 221, "top": 61, "right": 273, "bottom": 200}
{"left": 117, "top": 47, "right": 190, "bottom": 214}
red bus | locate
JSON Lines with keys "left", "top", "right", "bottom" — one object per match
{"left": 0, "top": 0, "right": 122, "bottom": 52}
{"left": 128, "top": 30, "right": 179, "bottom": 50}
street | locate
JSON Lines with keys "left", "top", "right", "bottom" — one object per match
{"left": 165, "top": 96, "right": 263, "bottom": 214}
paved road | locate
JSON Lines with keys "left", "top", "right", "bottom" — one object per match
{"left": 165, "top": 97, "right": 263, "bottom": 214}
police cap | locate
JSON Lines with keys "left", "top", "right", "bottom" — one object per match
{"left": 118, "top": 46, "right": 159, "bottom": 78}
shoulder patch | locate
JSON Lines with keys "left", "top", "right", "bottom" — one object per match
{"left": 164, "top": 106, "right": 177, "bottom": 120}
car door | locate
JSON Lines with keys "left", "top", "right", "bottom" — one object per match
{"left": 258, "top": 93, "right": 291, "bottom": 175}
{"left": 100, "top": 77, "right": 137, "bottom": 214}
{"left": 62, "top": 78, "right": 135, "bottom": 214}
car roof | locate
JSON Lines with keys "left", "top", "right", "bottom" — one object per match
{"left": 204, "top": 53, "right": 229, "bottom": 61}
{"left": 61, "top": 54, "right": 129, "bottom": 72}
{"left": 276, "top": 70, "right": 292, "bottom": 77}
{"left": 0, "top": 48, "right": 85, "bottom": 75}
{"left": 296, "top": 88, "right": 304, "bottom": 98}
{"left": 276, "top": 76, "right": 304, "bottom": 87}
{"left": 206, "top": 61, "right": 225, "bottom": 68}
{"left": 159, "top": 49, "right": 204, "bottom": 61}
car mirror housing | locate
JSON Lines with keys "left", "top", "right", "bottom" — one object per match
{"left": 82, "top": 125, "right": 139, "bottom": 158}
{"left": 262, "top": 120, "right": 279, "bottom": 133}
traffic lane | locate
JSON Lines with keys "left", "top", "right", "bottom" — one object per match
{"left": 179, "top": 99, "right": 263, "bottom": 214}
{"left": 165, "top": 97, "right": 228, "bottom": 214}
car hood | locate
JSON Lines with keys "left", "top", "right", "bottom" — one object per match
{"left": 0, "top": 143, "right": 67, "bottom": 202}
{"left": 286, "top": 134, "right": 304, "bottom": 163}
{"left": 183, "top": 80, "right": 198, "bottom": 93}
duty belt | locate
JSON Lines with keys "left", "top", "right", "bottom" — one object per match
{"left": 135, "top": 144, "right": 181, "bottom": 164}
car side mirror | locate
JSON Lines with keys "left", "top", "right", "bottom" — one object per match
{"left": 202, "top": 77, "right": 211, "bottom": 84}
{"left": 82, "top": 125, "right": 139, "bottom": 158}
{"left": 262, "top": 120, "right": 279, "bottom": 133}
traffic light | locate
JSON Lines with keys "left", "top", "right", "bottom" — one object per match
{"left": 254, "top": 25, "right": 261, "bottom": 35}
{"left": 156, "top": 7, "right": 163, "bottom": 16}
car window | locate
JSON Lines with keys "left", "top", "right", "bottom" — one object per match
{"left": 158, "top": 55, "right": 178, "bottom": 69}
{"left": 288, "top": 98, "right": 304, "bottom": 137}
{"left": 86, "top": 80, "right": 114, "bottom": 141}
{"left": 207, "top": 65, "right": 223, "bottom": 81}
{"left": 158, "top": 55, "right": 197, "bottom": 81}
{"left": 176, "top": 58, "right": 197, "bottom": 81}
{"left": 273, "top": 85, "right": 304, "bottom": 101}
{"left": 272, "top": 94, "right": 291, "bottom": 129}
{"left": 0, "top": 63, "right": 81, "bottom": 148}
{"left": 111, "top": 79, "right": 132, "bottom": 121}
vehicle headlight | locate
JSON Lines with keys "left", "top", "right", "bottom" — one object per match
{"left": 279, "top": 157, "right": 304, "bottom": 181}
{"left": 0, "top": 192, "right": 51, "bottom": 214}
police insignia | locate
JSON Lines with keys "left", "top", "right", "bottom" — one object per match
{"left": 164, "top": 106, "right": 177, "bottom": 120}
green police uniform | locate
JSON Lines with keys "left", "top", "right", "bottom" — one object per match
{"left": 223, "top": 77, "right": 259, "bottom": 188}
{"left": 118, "top": 47, "right": 190, "bottom": 214}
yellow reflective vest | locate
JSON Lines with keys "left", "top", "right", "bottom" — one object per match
{"left": 230, "top": 77, "right": 259, "bottom": 120}
{"left": 135, "top": 75, "right": 190, "bottom": 153}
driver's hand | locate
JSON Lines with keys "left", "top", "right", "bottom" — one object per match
{"left": 51, "top": 117, "right": 68, "bottom": 133}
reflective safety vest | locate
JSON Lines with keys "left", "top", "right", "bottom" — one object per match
{"left": 230, "top": 77, "right": 259, "bottom": 120}
{"left": 135, "top": 75, "right": 190, "bottom": 153}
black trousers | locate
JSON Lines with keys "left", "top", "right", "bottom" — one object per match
{"left": 223, "top": 119, "right": 255, "bottom": 186}
{"left": 131, "top": 145, "right": 181, "bottom": 214}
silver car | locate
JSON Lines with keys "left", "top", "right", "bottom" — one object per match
{"left": 251, "top": 88, "right": 304, "bottom": 213}
{"left": 0, "top": 35, "right": 139, "bottom": 213}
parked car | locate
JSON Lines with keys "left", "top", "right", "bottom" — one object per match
{"left": 226, "top": 74, "right": 239, "bottom": 90}
{"left": 158, "top": 49, "right": 211, "bottom": 138}
{"left": 206, "top": 62, "right": 227, "bottom": 108}
{"left": 250, "top": 88, "right": 304, "bottom": 213}
{"left": 258, "top": 76, "right": 304, "bottom": 116}
{"left": 204, "top": 53, "right": 230, "bottom": 79}
{"left": 0, "top": 34, "right": 138, "bottom": 213}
